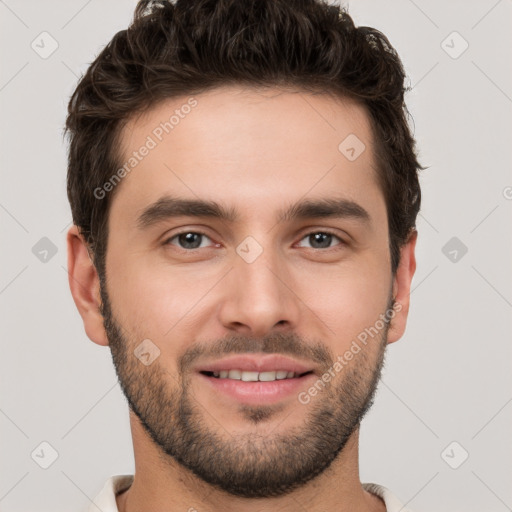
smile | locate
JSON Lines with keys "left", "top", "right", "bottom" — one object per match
{"left": 201, "top": 369, "right": 313, "bottom": 381}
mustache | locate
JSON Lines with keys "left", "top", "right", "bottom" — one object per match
{"left": 178, "top": 331, "right": 335, "bottom": 375}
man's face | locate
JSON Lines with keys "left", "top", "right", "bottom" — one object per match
{"left": 101, "top": 87, "right": 397, "bottom": 497}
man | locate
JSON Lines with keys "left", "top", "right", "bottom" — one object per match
{"left": 65, "top": 0, "right": 422, "bottom": 510}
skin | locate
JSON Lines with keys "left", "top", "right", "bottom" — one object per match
{"left": 67, "top": 86, "right": 417, "bottom": 512}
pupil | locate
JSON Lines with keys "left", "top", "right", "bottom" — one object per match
{"left": 179, "top": 233, "right": 201, "bottom": 249}
{"left": 311, "top": 233, "right": 331, "bottom": 249}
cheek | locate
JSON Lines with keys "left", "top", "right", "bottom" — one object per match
{"left": 105, "top": 246, "right": 181, "bottom": 336}
{"left": 297, "top": 259, "right": 391, "bottom": 346}
{"left": 106, "top": 266, "right": 202, "bottom": 374}
{"left": 118, "top": 270, "right": 202, "bottom": 337}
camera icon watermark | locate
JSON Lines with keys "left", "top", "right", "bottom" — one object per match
{"left": 31, "top": 31, "right": 59, "bottom": 59}
{"left": 236, "top": 236, "right": 263, "bottom": 264}
{"left": 338, "top": 134, "right": 366, "bottom": 162}
{"left": 441, "top": 236, "right": 468, "bottom": 263}
{"left": 31, "top": 441, "right": 59, "bottom": 469}
{"left": 441, "top": 441, "right": 469, "bottom": 469}
{"left": 32, "top": 237, "right": 58, "bottom": 263}
{"left": 441, "top": 31, "right": 469, "bottom": 60}
{"left": 134, "top": 339, "right": 161, "bottom": 366}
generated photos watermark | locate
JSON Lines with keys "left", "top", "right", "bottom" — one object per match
{"left": 298, "top": 300, "right": 402, "bottom": 405}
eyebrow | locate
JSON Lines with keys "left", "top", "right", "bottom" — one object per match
{"left": 136, "top": 195, "right": 371, "bottom": 230}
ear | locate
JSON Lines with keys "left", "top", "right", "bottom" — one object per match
{"left": 387, "top": 229, "right": 418, "bottom": 344}
{"left": 66, "top": 225, "right": 109, "bottom": 346}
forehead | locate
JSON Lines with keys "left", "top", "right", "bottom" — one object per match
{"left": 120, "top": 85, "right": 373, "bottom": 161}
{"left": 111, "top": 86, "right": 383, "bottom": 227}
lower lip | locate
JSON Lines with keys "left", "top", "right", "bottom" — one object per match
{"left": 197, "top": 372, "right": 315, "bottom": 405}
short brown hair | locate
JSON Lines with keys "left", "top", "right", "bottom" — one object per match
{"left": 65, "top": 0, "right": 423, "bottom": 278}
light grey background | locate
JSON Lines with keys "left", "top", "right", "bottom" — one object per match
{"left": 1, "top": 1, "right": 511, "bottom": 511}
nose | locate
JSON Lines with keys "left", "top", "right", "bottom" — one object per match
{"left": 217, "top": 246, "right": 302, "bottom": 338}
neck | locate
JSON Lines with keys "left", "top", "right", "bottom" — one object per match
{"left": 116, "top": 413, "right": 385, "bottom": 512}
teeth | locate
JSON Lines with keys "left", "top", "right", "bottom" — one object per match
{"left": 241, "top": 371, "right": 259, "bottom": 382}
{"left": 210, "top": 370, "right": 299, "bottom": 381}
{"left": 258, "top": 371, "right": 277, "bottom": 381}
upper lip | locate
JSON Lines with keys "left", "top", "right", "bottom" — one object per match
{"left": 196, "top": 354, "right": 316, "bottom": 375}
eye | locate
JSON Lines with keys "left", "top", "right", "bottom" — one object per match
{"left": 296, "top": 231, "right": 345, "bottom": 250}
{"left": 165, "top": 231, "right": 216, "bottom": 250}
{"left": 163, "top": 229, "right": 346, "bottom": 252}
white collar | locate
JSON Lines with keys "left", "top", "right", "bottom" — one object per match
{"left": 86, "top": 475, "right": 413, "bottom": 512}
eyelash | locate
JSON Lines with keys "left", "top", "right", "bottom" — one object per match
{"left": 163, "top": 229, "right": 346, "bottom": 251}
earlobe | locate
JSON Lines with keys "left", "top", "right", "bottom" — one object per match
{"left": 66, "top": 225, "right": 109, "bottom": 346}
{"left": 387, "top": 229, "right": 418, "bottom": 344}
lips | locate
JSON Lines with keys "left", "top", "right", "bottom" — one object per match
{"left": 194, "top": 355, "right": 317, "bottom": 405}
{"left": 195, "top": 354, "right": 316, "bottom": 376}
